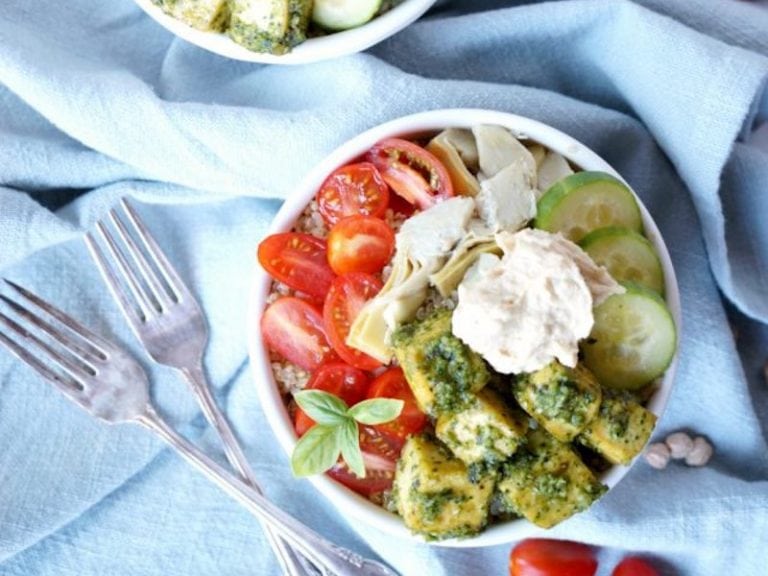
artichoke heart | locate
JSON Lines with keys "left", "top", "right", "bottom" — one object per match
{"left": 427, "top": 129, "right": 481, "bottom": 197}
{"left": 429, "top": 235, "right": 500, "bottom": 297}
{"left": 473, "top": 124, "right": 538, "bottom": 185}
{"left": 346, "top": 251, "right": 432, "bottom": 364}
{"left": 347, "top": 197, "right": 477, "bottom": 363}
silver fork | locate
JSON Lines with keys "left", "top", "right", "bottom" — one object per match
{"left": 0, "top": 280, "right": 399, "bottom": 576}
{"left": 83, "top": 198, "right": 316, "bottom": 576}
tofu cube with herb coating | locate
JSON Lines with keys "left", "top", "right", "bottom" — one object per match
{"left": 153, "top": 0, "right": 229, "bottom": 31}
{"left": 513, "top": 362, "right": 602, "bottom": 442}
{"left": 495, "top": 429, "right": 607, "bottom": 528}
{"left": 227, "top": 0, "right": 312, "bottom": 55}
{"left": 393, "top": 309, "right": 490, "bottom": 418}
{"left": 436, "top": 388, "right": 528, "bottom": 468}
{"left": 392, "top": 434, "right": 494, "bottom": 540}
{"left": 577, "top": 395, "right": 657, "bottom": 465}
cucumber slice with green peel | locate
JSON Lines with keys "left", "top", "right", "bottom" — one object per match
{"left": 312, "top": 0, "right": 382, "bottom": 30}
{"left": 582, "top": 283, "right": 676, "bottom": 391}
{"left": 535, "top": 171, "right": 643, "bottom": 243}
{"left": 580, "top": 226, "right": 665, "bottom": 295}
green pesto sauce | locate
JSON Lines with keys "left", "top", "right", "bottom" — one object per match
{"left": 422, "top": 334, "right": 489, "bottom": 413}
{"left": 528, "top": 377, "right": 595, "bottom": 427}
{"left": 603, "top": 402, "right": 631, "bottom": 439}
{"left": 412, "top": 488, "right": 467, "bottom": 522}
{"left": 533, "top": 473, "right": 568, "bottom": 500}
{"left": 467, "top": 460, "right": 499, "bottom": 484}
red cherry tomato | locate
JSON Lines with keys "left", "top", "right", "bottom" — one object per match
{"left": 387, "top": 188, "right": 417, "bottom": 217}
{"left": 612, "top": 557, "right": 660, "bottom": 576}
{"left": 327, "top": 215, "right": 395, "bottom": 275}
{"left": 316, "top": 162, "right": 390, "bottom": 226}
{"left": 323, "top": 273, "right": 383, "bottom": 371}
{"left": 366, "top": 137, "right": 454, "bottom": 210}
{"left": 258, "top": 232, "right": 335, "bottom": 299}
{"left": 367, "top": 367, "right": 427, "bottom": 446}
{"left": 510, "top": 539, "right": 598, "bottom": 576}
{"left": 328, "top": 425, "right": 400, "bottom": 497}
{"left": 293, "top": 362, "right": 370, "bottom": 437}
{"left": 261, "top": 297, "right": 336, "bottom": 371}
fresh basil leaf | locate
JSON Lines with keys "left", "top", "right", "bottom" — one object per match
{"left": 348, "top": 398, "right": 404, "bottom": 425}
{"left": 339, "top": 419, "right": 365, "bottom": 479}
{"left": 290, "top": 424, "right": 342, "bottom": 477}
{"left": 294, "top": 390, "right": 350, "bottom": 426}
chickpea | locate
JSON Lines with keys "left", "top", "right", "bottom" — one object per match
{"left": 643, "top": 442, "right": 671, "bottom": 469}
{"left": 685, "top": 437, "right": 714, "bottom": 467}
{"left": 665, "top": 431, "right": 694, "bottom": 459}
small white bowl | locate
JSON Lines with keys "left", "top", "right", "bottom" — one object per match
{"left": 134, "top": 0, "right": 436, "bottom": 64}
{"left": 247, "top": 109, "right": 681, "bottom": 546}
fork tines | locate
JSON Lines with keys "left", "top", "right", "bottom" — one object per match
{"left": 85, "top": 198, "right": 186, "bottom": 326}
{"left": 0, "top": 280, "right": 107, "bottom": 392}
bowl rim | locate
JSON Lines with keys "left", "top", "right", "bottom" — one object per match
{"left": 247, "top": 108, "right": 681, "bottom": 547}
{"left": 133, "top": 0, "right": 437, "bottom": 64}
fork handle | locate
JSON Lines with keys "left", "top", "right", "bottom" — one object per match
{"left": 181, "top": 364, "right": 258, "bottom": 484}
{"left": 137, "top": 408, "right": 399, "bottom": 576}
{"left": 180, "top": 365, "right": 319, "bottom": 576}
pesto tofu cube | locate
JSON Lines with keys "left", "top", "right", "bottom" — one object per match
{"left": 495, "top": 429, "right": 607, "bottom": 528}
{"left": 436, "top": 388, "right": 528, "bottom": 467}
{"left": 153, "top": 0, "right": 229, "bottom": 31}
{"left": 393, "top": 434, "right": 494, "bottom": 540}
{"left": 393, "top": 309, "right": 490, "bottom": 417}
{"left": 578, "top": 396, "right": 657, "bottom": 465}
{"left": 513, "top": 362, "right": 602, "bottom": 442}
{"left": 228, "top": 0, "right": 312, "bottom": 55}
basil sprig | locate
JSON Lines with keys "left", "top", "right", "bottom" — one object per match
{"left": 291, "top": 390, "right": 403, "bottom": 479}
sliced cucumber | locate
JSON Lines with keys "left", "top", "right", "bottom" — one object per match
{"left": 580, "top": 226, "right": 664, "bottom": 295}
{"left": 535, "top": 171, "right": 643, "bottom": 243}
{"left": 312, "top": 0, "right": 382, "bottom": 31}
{"left": 581, "top": 283, "right": 676, "bottom": 391}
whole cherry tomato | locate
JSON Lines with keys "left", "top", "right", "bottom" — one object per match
{"left": 510, "top": 538, "right": 598, "bottom": 576}
{"left": 612, "top": 556, "right": 660, "bottom": 576}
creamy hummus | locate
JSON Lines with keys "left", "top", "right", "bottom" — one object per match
{"left": 451, "top": 228, "right": 622, "bottom": 374}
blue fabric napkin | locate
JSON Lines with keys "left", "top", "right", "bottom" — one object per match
{"left": 1, "top": 1, "right": 767, "bottom": 575}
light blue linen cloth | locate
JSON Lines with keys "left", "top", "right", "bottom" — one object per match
{"left": 0, "top": 1, "right": 767, "bottom": 574}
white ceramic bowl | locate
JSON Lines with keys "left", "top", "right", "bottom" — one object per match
{"left": 134, "top": 0, "right": 436, "bottom": 64}
{"left": 247, "top": 109, "right": 681, "bottom": 546}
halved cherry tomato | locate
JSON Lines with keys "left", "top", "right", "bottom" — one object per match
{"left": 328, "top": 425, "right": 400, "bottom": 497}
{"left": 367, "top": 367, "right": 427, "bottom": 446}
{"left": 387, "top": 188, "right": 417, "bottom": 217}
{"left": 258, "top": 232, "right": 335, "bottom": 300}
{"left": 323, "top": 273, "right": 383, "bottom": 371}
{"left": 327, "top": 215, "right": 395, "bottom": 275}
{"left": 366, "top": 137, "right": 454, "bottom": 210}
{"left": 510, "top": 539, "right": 598, "bottom": 576}
{"left": 316, "top": 162, "right": 390, "bottom": 226}
{"left": 261, "top": 297, "right": 336, "bottom": 371}
{"left": 293, "top": 362, "right": 370, "bottom": 437}
{"left": 612, "top": 557, "right": 659, "bottom": 576}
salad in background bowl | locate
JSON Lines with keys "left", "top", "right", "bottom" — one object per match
{"left": 134, "top": 0, "right": 436, "bottom": 63}
{"left": 247, "top": 109, "right": 680, "bottom": 546}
